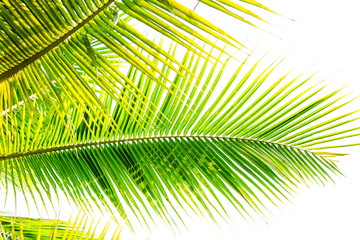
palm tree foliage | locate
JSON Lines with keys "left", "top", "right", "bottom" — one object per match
{"left": 0, "top": 0, "right": 359, "bottom": 233}
{"left": 1, "top": 43, "right": 359, "bottom": 227}
{"left": 0, "top": 211, "right": 122, "bottom": 239}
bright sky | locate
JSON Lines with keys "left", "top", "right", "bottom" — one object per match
{"left": 1, "top": 0, "right": 360, "bottom": 239}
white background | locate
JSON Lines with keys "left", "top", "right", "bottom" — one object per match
{"left": 2, "top": 0, "right": 360, "bottom": 239}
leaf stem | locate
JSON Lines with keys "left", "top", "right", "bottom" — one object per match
{"left": 0, "top": 135, "right": 301, "bottom": 161}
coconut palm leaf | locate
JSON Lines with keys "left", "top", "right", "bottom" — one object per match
{"left": 0, "top": 211, "right": 122, "bottom": 239}
{"left": 1, "top": 42, "right": 359, "bottom": 228}
{"left": 0, "top": 0, "right": 274, "bottom": 81}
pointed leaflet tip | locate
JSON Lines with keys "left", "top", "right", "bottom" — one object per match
{"left": 82, "top": 33, "right": 98, "bottom": 78}
{"left": 113, "top": 11, "right": 120, "bottom": 27}
{"left": 159, "top": 0, "right": 175, "bottom": 12}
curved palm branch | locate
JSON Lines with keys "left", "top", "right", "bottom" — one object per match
{"left": 1, "top": 43, "right": 359, "bottom": 228}
{"left": 0, "top": 0, "right": 271, "bottom": 77}
{"left": 0, "top": 211, "right": 122, "bottom": 239}
{"left": 0, "top": 0, "right": 274, "bottom": 81}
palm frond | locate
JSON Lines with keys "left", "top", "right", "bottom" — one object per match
{"left": 0, "top": 211, "right": 122, "bottom": 239}
{"left": 0, "top": 0, "right": 274, "bottom": 80}
{"left": 1, "top": 44, "right": 359, "bottom": 228}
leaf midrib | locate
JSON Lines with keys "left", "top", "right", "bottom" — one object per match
{"left": 0, "top": 135, "right": 300, "bottom": 161}
{"left": 0, "top": 0, "right": 115, "bottom": 83}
